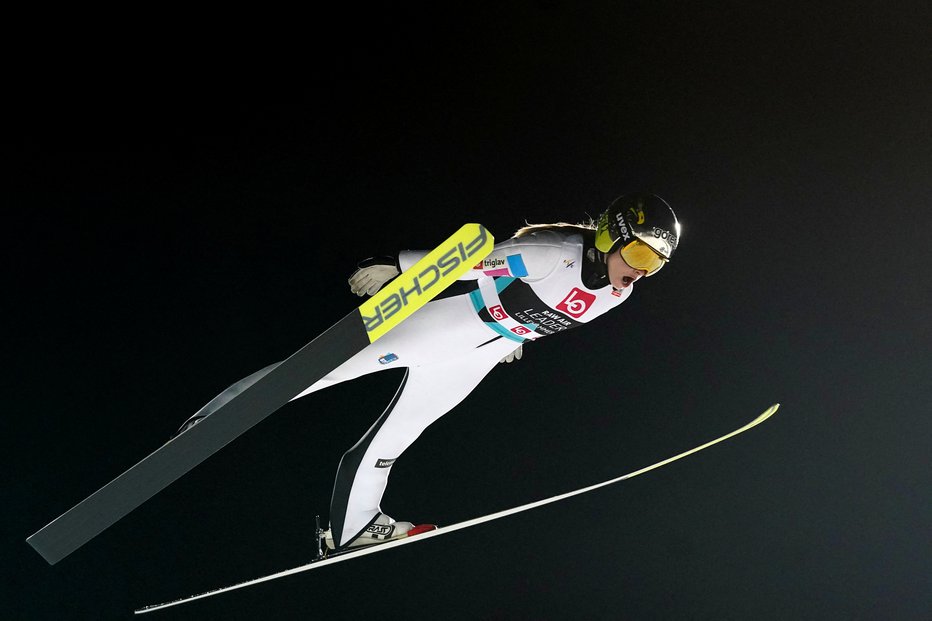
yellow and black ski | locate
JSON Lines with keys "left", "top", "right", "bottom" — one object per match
{"left": 27, "top": 224, "right": 493, "bottom": 566}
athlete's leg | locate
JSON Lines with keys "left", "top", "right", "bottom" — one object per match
{"left": 178, "top": 296, "right": 485, "bottom": 436}
{"left": 329, "top": 337, "right": 517, "bottom": 547}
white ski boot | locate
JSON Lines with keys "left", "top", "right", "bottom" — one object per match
{"left": 322, "top": 513, "right": 436, "bottom": 552}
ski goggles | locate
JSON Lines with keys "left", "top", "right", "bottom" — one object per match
{"left": 619, "top": 239, "right": 667, "bottom": 276}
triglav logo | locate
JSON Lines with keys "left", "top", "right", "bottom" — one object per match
{"left": 556, "top": 288, "right": 596, "bottom": 318}
{"left": 362, "top": 226, "right": 490, "bottom": 333}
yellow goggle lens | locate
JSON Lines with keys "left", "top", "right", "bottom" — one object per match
{"left": 619, "top": 240, "right": 667, "bottom": 276}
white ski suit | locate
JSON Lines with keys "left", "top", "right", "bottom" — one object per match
{"left": 191, "top": 229, "right": 634, "bottom": 547}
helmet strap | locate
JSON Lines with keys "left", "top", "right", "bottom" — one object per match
{"left": 583, "top": 245, "right": 610, "bottom": 289}
{"left": 586, "top": 247, "right": 607, "bottom": 264}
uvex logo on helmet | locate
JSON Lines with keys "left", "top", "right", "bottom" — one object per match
{"left": 612, "top": 211, "right": 631, "bottom": 242}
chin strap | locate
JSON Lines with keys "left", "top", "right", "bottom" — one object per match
{"left": 583, "top": 246, "right": 610, "bottom": 289}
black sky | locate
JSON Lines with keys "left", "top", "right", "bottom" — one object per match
{"left": 7, "top": 3, "right": 931, "bottom": 620}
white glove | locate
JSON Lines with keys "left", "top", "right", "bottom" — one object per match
{"left": 499, "top": 344, "right": 523, "bottom": 364}
{"left": 349, "top": 259, "right": 400, "bottom": 296}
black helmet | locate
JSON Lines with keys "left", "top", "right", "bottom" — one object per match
{"left": 594, "top": 193, "right": 680, "bottom": 260}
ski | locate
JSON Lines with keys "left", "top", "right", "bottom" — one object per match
{"left": 27, "top": 223, "right": 494, "bottom": 566}
{"left": 135, "top": 403, "right": 780, "bottom": 614}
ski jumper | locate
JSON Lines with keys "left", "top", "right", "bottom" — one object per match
{"left": 190, "top": 229, "right": 634, "bottom": 548}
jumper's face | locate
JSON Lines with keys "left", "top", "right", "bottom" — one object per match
{"left": 606, "top": 247, "right": 647, "bottom": 289}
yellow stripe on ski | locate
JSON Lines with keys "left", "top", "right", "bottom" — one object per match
{"left": 359, "top": 223, "right": 494, "bottom": 343}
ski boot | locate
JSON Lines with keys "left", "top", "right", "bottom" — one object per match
{"left": 319, "top": 513, "right": 436, "bottom": 554}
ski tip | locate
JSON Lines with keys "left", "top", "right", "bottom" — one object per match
{"left": 757, "top": 403, "right": 780, "bottom": 422}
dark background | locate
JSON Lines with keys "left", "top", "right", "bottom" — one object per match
{"left": 7, "top": 2, "right": 930, "bottom": 619}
